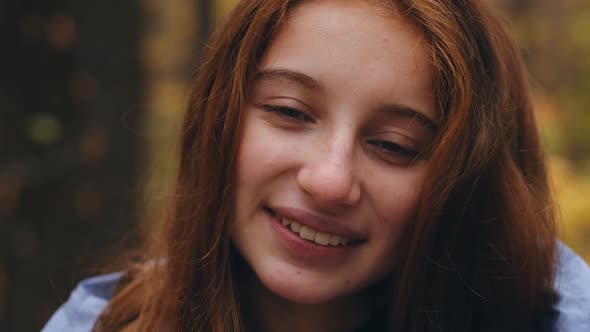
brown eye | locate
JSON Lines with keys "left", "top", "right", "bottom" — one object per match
{"left": 260, "top": 105, "right": 314, "bottom": 123}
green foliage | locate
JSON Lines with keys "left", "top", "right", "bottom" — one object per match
{"left": 503, "top": 0, "right": 590, "bottom": 262}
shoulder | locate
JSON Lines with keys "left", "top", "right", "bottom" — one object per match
{"left": 41, "top": 247, "right": 589, "bottom": 331}
{"left": 42, "top": 272, "right": 123, "bottom": 332}
{"left": 554, "top": 242, "right": 590, "bottom": 331}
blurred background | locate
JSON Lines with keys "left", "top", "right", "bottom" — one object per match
{"left": 0, "top": 0, "right": 588, "bottom": 331}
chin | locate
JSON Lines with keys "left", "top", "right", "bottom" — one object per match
{"left": 251, "top": 260, "right": 364, "bottom": 305}
{"left": 259, "top": 274, "right": 343, "bottom": 304}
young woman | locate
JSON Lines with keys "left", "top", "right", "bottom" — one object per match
{"left": 43, "top": 0, "right": 590, "bottom": 331}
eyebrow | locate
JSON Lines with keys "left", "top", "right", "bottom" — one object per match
{"left": 254, "top": 68, "right": 324, "bottom": 91}
{"left": 254, "top": 68, "right": 437, "bottom": 132}
{"left": 380, "top": 104, "right": 438, "bottom": 133}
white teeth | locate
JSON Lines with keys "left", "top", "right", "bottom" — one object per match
{"left": 314, "top": 232, "right": 331, "bottom": 245}
{"left": 329, "top": 235, "right": 342, "bottom": 246}
{"left": 299, "top": 226, "right": 316, "bottom": 241}
{"left": 289, "top": 220, "right": 301, "bottom": 233}
{"left": 279, "top": 217, "right": 352, "bottom": 247}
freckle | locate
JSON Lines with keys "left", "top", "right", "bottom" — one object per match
{"left": 297, "top": 271, "right": 301, "bottom": 275}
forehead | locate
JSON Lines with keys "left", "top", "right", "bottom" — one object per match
{"left": 257, "top": 0, "right": 434, "bottom": 120}
{"left": 276, "top": 0, "right": 420, "bottom": 59}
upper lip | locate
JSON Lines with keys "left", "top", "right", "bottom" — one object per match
{"left": 267, "top": 205, "right": 366, "bottom": 241}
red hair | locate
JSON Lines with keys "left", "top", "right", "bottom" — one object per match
{"left": 96, "top": 1, "right": 557, "bottom": 331}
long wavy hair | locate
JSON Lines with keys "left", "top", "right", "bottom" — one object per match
{"left": 95, "top": 0, "right": 557, "bottom": 331}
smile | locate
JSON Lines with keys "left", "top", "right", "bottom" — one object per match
{"left": 280, "top": 218, "right": 351, "bottom": 247}
{"left": 264, "top": 206, "right": 362, "bottom": 248}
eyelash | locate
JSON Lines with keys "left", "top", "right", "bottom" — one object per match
{"left": 260, "top": 104, "right": 420, "bottom": 163}
{"left": 260, "top": 104, "right": 313, "bottom": 122}
{"left": 366, "top": 140, "right": 420, "bottom": 162}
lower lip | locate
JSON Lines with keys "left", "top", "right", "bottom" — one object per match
{"left": 266, "top": 209, "right": 358, "bottom": 262}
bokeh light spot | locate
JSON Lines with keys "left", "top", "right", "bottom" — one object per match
{"left": 27, "top": 113, "right": 62, "bottom": 145}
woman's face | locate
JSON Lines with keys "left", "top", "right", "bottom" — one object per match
{"left": 231, "top": 0, "right": 435, "bottom": 304}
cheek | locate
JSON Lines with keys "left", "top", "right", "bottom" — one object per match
{"left": 369, "top": 168, "right": 425, "bottom": 237}
{"left": 237, "top": 129, "right": 287, "bottom": 185}
{"left": 235, "top": 118, "right": 302, "bottom": 199}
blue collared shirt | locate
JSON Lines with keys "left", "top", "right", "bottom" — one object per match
{"left": 42, "top": 243, "right": 590, "bottom": 331}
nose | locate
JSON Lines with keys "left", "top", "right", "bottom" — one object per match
{"left": 296, "top": 143, "right": 361, "bottom": 206}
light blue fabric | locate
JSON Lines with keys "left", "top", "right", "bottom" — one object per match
{"left": 42, "top": 243, "right": 590, "bottom": 331}
{"left": 554, "top": 244, "right": 590, "bottom": 331}
{"left": 42, "top": 272, "right": 122, "bottom": 332}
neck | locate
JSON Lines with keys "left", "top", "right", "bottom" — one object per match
{"left": 239, "top": 272, "right": 375, "bottom": 332}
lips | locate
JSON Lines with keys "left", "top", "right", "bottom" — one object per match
{"left": 264, "top": 205, "right": 365, "bottom": 247}
{"left": 280, "top": 217, "right": 352, "bottom": 246}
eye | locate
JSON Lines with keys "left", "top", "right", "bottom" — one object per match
{"left": 367, "top": 139, "right": 420, "bottom": 165}
{"left": 260, "top": 104, "right": 314, "bottom": 123}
